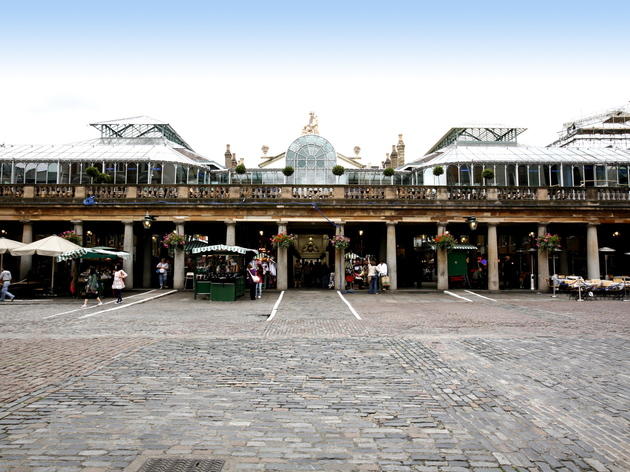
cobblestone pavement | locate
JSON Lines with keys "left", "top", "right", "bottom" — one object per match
{"left": 0, "top": 289, "right": 628, "bottom": 471}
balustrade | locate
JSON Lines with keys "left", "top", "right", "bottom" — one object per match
{"left": 548, "top": 187, "right": 586, "bottom": 201}
{"left": 345, "top": 186, "right": 385, "bottom": 199}
{"left": 86, "top": 185, "right": 127, "bottom": 199}
{"left": 396, "top": 186, "right": 438, "bottom": 200}
{"left": 137, "top": 185, "right": 179, "bottom": 199}
{"left": 447, "top": 187, "right": 488, "bottom": 200}
{"left": 188, "top": 186, "right": 231, "bottom": 199}
{"left": 0, "top": 185, "right": 24, "bottom": 198}
{"left": 292, "top": 186, "right": 334, "bottom": 199}
{"left": 240, "top": 186, "right": 281, "bottom": 199}
{"left": 597, "top": 187, "right": 630, "bottom": 201}
{"left": 497, "top": 187, "right": 535, "bottom": 200}
{"left": 34, "top": 185, "right": 75, "bottom": 198}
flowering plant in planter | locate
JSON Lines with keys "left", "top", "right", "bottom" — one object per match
{"left": 162, "top": 232, "right": 186, "bottom": 249}
{"left": 331, "top": 234, "right": 350, "bottom": 250}
{"left": 433, "top": 233, "right": 456, "bottom": 251}
{"left": 59, "top": 230, "right": 82, "bottom": 245}
{"left": 271, "top": 232, "right": 297, "bottom": 248}
{"left": 536, "top": 233, "right": 561, "bottom": 251}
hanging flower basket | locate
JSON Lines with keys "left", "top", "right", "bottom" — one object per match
{"left": 271, "top": 232, "right": 297, "bottom": 248}
{"left": 59, "top": 230, "right": 82, "bottom": 245}
{"left": 434, "top": 233, "right": 456, "bottom": 251}
{"left": 331, "top": 235, "right": 350, "bottom": 250}
{"left": 536, "top": 233, "right": 561, "bottom": 251}
{"left": 162, "top": 232, "right": 186, "bottom": 250}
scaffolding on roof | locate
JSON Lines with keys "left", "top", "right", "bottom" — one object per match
{"left": 90, "top": 116, "right": 193, "bottom": 151}
{"left": 426, "top": 126, "right": 526, "bottom": 155}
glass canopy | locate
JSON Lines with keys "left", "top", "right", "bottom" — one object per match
{"left": 285, "top": 135, "right": 337, "bottom": 184}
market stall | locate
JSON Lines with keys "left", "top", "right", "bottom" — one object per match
{"left": 191, "top": 244, "right": 258, "bottom": 301}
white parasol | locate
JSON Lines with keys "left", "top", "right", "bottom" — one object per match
{"left": 11, "top": 235, "right": 83, "bottom": 292}
{"left": 0, "top": 237, "right": 25, "bottom": 269}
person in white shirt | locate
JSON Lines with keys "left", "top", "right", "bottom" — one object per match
{"left": 367, "top": 260, "right": 378, "bottom": 294}
{"left": 376, "top": 260, "right": 388, "bottom": 291}
{"left": 0, "top": 268, "right": 15, "bottom": 301}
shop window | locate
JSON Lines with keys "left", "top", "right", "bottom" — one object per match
{"left": 606, "top": 166, "right": 618, "bottom": 186}
{"left": 14, "top": 163, "right": 25, "bottom": 184}
{"left": 472, "top": 165, "right": 482, "bottom": 185}
{"left": 550, "top": 164, "right": 560, "bottom": 187}
{"left": 114, "top": 163, "right": 126, "bottom": 184}
{"left": 176, "top": 165, "right": 187, "bottom": 184}
{"left": 584, "top": 165, "right": 594, "bottom": 187}
{"left": 562, "top": 164, "right": 573, "bottom": 187}
{"left": 619, "top": 166, "right": 628, "bottom": 186}
{"left": 127, "top": 163, "right": 138, "bottom": 184}
{"left": 541, "top": 165, "right": 550, "bottom": 186}
{"left": 70, "top": 163, "right": 81, "bottom": 184}
{"left": 460, "top": 164, "right": 471, "bottom": 185}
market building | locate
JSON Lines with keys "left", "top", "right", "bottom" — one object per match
{"left": 0, "top": 107, "right": 629, "bottom": 296}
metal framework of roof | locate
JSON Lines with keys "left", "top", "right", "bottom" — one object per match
{"left": 426, "top": 127, "right": 527, "bottom": 155}
{"left": 90, "top": 116, "right": 193, "bottom": 151}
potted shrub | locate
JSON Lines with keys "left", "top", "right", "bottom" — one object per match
{"left": 383, "top": 167, "right": 395, "bottom": 183}
{"left": 482, "top": 168, "right": 494, "bottom": 185}
{"left": 282, "top": 166, "right": 294, "bottom": 177}
{"left": 432, "top": 166, "right": 444, "bottom": 185}
{"left": 332, "top": 165, "right": 345, "bottom": 184}
{"left": 271, "top": 232, "right": 297, "bottom": 248}
{"left": 235, "top": 164, "right": 246, "bottom": 175}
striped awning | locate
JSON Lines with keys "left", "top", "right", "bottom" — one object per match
{"left": 428, "top": 244, "right": 478, "bottom": 250}
{"left": 191, "top": 244, "right": 259, "bottom": 255}
{"left": 57, "top": 247, "right": 130, "bottom": 262}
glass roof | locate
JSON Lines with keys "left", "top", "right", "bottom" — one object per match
{"left": 406, "top": 143, "right": 630, "bottom": 168}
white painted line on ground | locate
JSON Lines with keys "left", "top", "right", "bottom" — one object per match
{"left": 78, "top": 290, "right": 177, "bottom": 319}
{"left": 444, "top": 290, "right": 473, "bottom": 302}
{"left": 44, "top": 290, "right": 158, "bottom": 319}
{"left": 267, "top": 290, "right": 285, "bottom": 321}
{"left": 337, "top": 291, "right": 362, "bottom": 320}
{"left": 464, "top": 290, "right": 497, "bottom": 302}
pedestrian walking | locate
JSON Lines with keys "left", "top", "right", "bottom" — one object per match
{"left": 81, "top": 267, "right": 103, "bottom": 308}
{"left": 367, "top": 259, "right": 378, "bottom": 294}
{"left": 246, "top": 263, "right": 259, "bottom": 300}
{"left": 112, "top": 264, "right": 127, "bottom": 304}
{"left": 0, "top": 267, "right": 15, "bottom": 302}
{"left": 156, "top": 258, "right": 169, "bottom": 289}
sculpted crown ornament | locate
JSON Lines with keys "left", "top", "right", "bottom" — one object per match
{"left": 301, "top": 112, "right": 320, "bottom": 135}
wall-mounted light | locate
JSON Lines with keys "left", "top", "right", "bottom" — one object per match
{"left": 612, "top": 231, "right": 621, "bottom": 237}
{"left": 0, "top": 229, "right": 7, "bottom": 236}
{"left": 86, "top": 230, "right": 93, "bottom": 236}
{"left": 466, "top": 216, "right": 477, "bottom": 231}
{"left": 143, "top": 212, "right": 155, "bottom": 230}
{"left": 358, "top": 230, "right": 364, "bottom": 236}
{"left": 259, "top": 230, "right": 264, "bottom": 236}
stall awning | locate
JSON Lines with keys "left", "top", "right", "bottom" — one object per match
{"left": 428, "top": 244, "right": 478, "bottom": 250}
{"left": 192, "top": 244, "right": 259, "bottom": 255}
{"left": 57, "top": 247, "right": 130, "bottom": 262}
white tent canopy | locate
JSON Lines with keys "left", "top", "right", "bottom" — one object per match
{"left": 11, "top": 235, "right": 83, "bottom": 292}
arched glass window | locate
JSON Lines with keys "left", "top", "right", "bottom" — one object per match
{"left": 162, "top": 163, "right": 176, "bottom": 184}
{"left": 285, "top": 135, "right": 337, "bottom": 184}
{"left": 25, "top": 163, "right": 37, "bottom": 184}
{"left": 446, "top": 165, "right": 458, "bottom": 185}
{"left": 460, "top": 164, "right": 471, "bottom": 185}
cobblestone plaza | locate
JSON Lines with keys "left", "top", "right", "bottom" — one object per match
{"left": 0, "top": 290, "right": 628, "bottom": 471}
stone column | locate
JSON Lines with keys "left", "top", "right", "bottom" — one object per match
{"left": 276, "top": 223, "right": 288, "bottom": 290}
{"left": 226, "top": 220, "right": 236, "bottom": 246}
{"left": 386, "top": 222, "right": 398, "bottom": 290}
{"left": 70, "top": 220, "right": 83, "bottom": 294}
{"left": 143, "top": 233, "right": 152, "bottom": 288}
{"left": 173, "top": 222, "right": 185, "bottom": 290}
{"left": 437, "top": 223, "right": 448, "bottom": 291}
{"left": 586, "top": 223, "right": 600, "bottom": 280}
{"left": 122, "top": 221, "right": 134, "bottom": 289}
{"left": 487, "top": 223, "right": 499, "bottom": 291}
{"left": 335, "top": 224, "right": 345, "bottom": 291}
{"left": 19, "top": 220, "right": 33, "bottom": 279}
{"left": 537, "top": 224, "right": 550, "bottom": 291}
